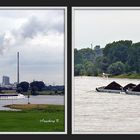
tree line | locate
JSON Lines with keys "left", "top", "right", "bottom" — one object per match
{"left": 74, "top": 40, "right": 140, "bottom": 76}
{"left": 16, "top": 81, "right": 64, "bottom": 95}
{"left": 17, "top": 81, "right": 45, "bottom": 95}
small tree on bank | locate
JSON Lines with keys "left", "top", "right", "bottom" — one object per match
{"left": 17, "top": 87, "right": 23, "bottom": 93}
{"left": 107, "top": 61, "right": 125, "bottom": 75}
{"left": 30, "top": 86, "right": 38, "bottom": 95}
{"left": 17, "top": 81, "right": 29, "bottom": 93}
{"left": 30, "top": 81, "right": 45, "bottom": 92}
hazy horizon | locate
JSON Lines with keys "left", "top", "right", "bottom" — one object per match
{"left": 74, "top": 9, "right": 140, "bottom": 49}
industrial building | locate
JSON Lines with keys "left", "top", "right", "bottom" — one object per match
{"left": 2, "top": 76, "right": 10, "bottom": 86}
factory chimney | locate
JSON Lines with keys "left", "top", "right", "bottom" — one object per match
{"left": 17, "top": 52, "right": 19, "bottom": 84}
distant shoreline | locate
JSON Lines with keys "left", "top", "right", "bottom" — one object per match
{"left": 111, "top": 73, "right": 140, "bottom": 79}
{"left": 74, "top": 73, "right": 140, "bottom": 79}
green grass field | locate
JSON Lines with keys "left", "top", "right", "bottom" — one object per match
{"left": 0, "top": 104, "right": 64, "bottom": 132}
{"left": 112, "top": 73, "right": 140, "bottom": 79}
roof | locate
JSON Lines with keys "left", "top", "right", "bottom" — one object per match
{"left": 104, "top": 81, "right": 122, "bottom": 90}
{"left": 123, "top": 83, "right": 136, "bottom": 91}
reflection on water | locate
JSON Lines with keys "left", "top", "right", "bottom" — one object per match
{"left": 74, "top": 76, "right": 140, "bottom": 133}
{"left": 0, "top": 95, "right": 64, "bottom": 111}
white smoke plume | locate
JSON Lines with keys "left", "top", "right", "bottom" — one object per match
{"left": 0, "top": 15, "right": 64, "bottom": 55}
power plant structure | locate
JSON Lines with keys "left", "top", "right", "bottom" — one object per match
{"left": 17, "top": 52, "right": 19, "bottom": 85}
{"left": 0, "top": 52, "right": 19, "bottom": 88}
{"left": 0, "top": 52, "right": 25, "bottom": 99}
{"left": 2, "top": 76, "right": 10, "bottom": 86}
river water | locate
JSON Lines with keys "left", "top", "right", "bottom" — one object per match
{"left": 0, "top": 95, "right": 64, "bottom": 111}
{"left": 73, "top": 76, "right": 140, "bottom": 133}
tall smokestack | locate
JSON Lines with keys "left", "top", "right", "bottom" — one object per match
{"left": 91, "top": 43, "right": 93, "bottom": 50}
{"left": 17, "top": 52, "right": 19, "bottom": 84}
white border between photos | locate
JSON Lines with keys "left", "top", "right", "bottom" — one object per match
{"left": 72, "top": 7, "right": 140, "bottom": 134}
{"left": 0, "top": 6, "right": 67, "bottom": 135}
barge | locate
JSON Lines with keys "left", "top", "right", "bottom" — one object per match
{"left": 96, "top": 81, "right": 123, "bottom": 93}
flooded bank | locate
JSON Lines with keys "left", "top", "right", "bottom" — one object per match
{"left": 0, "top": 95, "right": 64, "bottom": 111}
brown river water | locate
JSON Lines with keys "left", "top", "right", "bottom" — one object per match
{"left": 73, "top": 76, "right": 140, "bottom": 133}
{"left": 0, "top": 95, "right": 64, "bottom": 110}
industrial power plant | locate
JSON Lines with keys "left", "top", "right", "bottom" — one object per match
{"left": 0, "top": 52, "right": 20, "bottom": 89}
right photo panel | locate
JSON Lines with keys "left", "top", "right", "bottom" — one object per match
{"left": 72, "top": 7, "right": 140, "bottom": 134}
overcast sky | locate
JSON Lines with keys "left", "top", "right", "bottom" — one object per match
{"left": 74, "top": 9, "right": 140, "bottom": 49}
{"left": 0, "top": 9, "right": 65, "bottom": 85}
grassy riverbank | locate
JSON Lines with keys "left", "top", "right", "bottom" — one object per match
{"left": 111, "top": 73, "right": 140, "bottom": 79}
{"left": 75, "top": 74, "right": 140, "bottom": 79}
{"left": 0, "top": 104, "right": 64, "bottom": 132}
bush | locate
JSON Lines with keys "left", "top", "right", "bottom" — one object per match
{"left": 107, "top": 61, "right": 125, "bottom": 75}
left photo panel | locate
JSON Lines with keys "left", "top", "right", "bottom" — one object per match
{"left": 0, "top": 7, "right": 67, "bottom": 134}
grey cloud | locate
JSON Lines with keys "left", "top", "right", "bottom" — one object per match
{"left": 0, "top": 14, "right": 64, "bottom": 54}
{"left": 20, "top": 16, "right": 44, "bottom": 38}
{"left": 0, "top": 33, "right": 11, "bottom": 55}
{"left": 50, "top": 21, "right": 64, "bottom": 34}
{"left": 0, "top": 10, "right": 64, "bottom": 85}
{"left": 0, "top": 34, "right": 5, "bottom": 54}
{"left": 20, "top": 15, "right": 64, "bottom": 39}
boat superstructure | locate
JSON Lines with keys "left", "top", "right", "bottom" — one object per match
{"left": 0, "top": 93, "right": 25, "bottom": 100}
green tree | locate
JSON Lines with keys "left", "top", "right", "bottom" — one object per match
{"left": 30, "top": 81, "right": 45, "bottom": 91}
{"left": 79, "top": 48, "right": 95, "bottom": 61}
{"left": 127, "top": 42, "right": 140, "bottom": 73}
{"left": 74, "top": 40, "right": 140, "bottom": 76}
{"left": 74, "top": 49, "right": 84, "bottom": 65}
{"left": 17, "top": 81, "right": 29, "bottom": 92}
{"left": 107, "top": 61, "right": 125, "bottom": 75}
{"left": 84, "top": 61, "right": 98, "bottom": 76}
{"left": 74, "top": 64, "right": 85, "bottom": 76}
{"left": 95, "top": 56, "right": 109, "bottom": 73}
{"left": 17, "top": 87, "right": 23, "bottom": 93}
{"left": 103, "top": 40, "right": 132, "bottom": 64}
{"left": 30, "top": 86, "right": 38, "bottom": 95}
